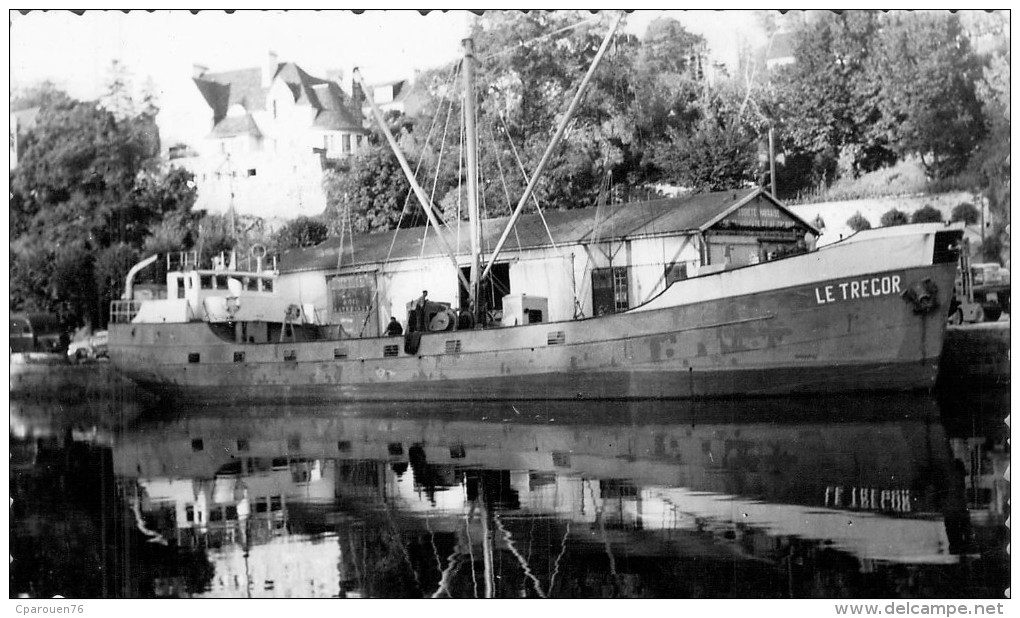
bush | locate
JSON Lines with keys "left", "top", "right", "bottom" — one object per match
{"left": 880, "top": 209, "right": 910, "bottom": 227}
{"left": 273, "top": 216, "right": 329, "bottom": 252}
{"left": 910, "top": 205, "right": 943, "bottom": 223}
{"left": 950, "top": 202, "right": 980, "bottom": 225}
{"left": 846, "top": 211, "right": 873, "bottom": 232}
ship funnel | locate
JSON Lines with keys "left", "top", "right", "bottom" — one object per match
{"left": 123, "top": 254, "right": 159, "bottom": 301}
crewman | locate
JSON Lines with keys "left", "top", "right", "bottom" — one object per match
{"left": 386, "top": 317, "right": 404, "bottom": 336}
{"left": 413, "top": 290, "right": 428, "bottom": 331}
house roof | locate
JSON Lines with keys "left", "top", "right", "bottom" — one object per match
{"left": 193, "top": 60, "right": 365, "bottom": 134}
{"left": 209, "top": 114, "right": 263, "bottom": 138}
{"left": 373, "top": 79, "right": 412, "bottom": 102}
{"left": 281, "top": 187, "right": 817, "bottom": 273}
{"left": 195, "top": 67, "right": 269, "bottom": 115}
{"left": 312, "top": 108, "right": 364, "bottom": 132}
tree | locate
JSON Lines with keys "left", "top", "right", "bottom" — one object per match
{"left": 880, "top": 209, "right": 910, "bottom": 227}
{"left": 846, "top": 211, "right": 872, "bottom": 232}
{"left": 9, "top": 86, "right": 184, "bottom": 327}
{"left": 950, "top": 202, "right": 980, "bottom": 225}
{"left": 100, "top": 59, "right": 136, "bottom": 120}
{"left": 631, "top": 18, "right": 705, "bottom": 146}
{"left": 12, "top": 99, "right": 160, "bottom": 242}
{"left": 768, "top": 11, "right": 894, "bottom": 184}
{"left": 910, "top": 205, "right": 943, "bottom": 224}
{"left": 10, "top": 80, "right": 72, "bottom": 111}
{"left": 193, "top": 214, "right": 237, "bottom": 265}
{"left": 872, "top": 12, "right": 986, "bottom": 178}
{"left": 93, "top": 243, "right": 139, "bottom": 324}
{"left": 322, "top": 146, "right": 425, "bottom": 234}
{"left": 978, "top": 230, "right": 1005, "bottom": 263}
{"left": 968, "top": 23, "right": 1009, "bottom": 253}
{"left": 650, "top": 82, "right": 761, "bottom": 191}
{"left": 468, "top": 12, "right": 642, "bottom": 209}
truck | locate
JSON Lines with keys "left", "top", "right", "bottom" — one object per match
{"left": 949, "top": 249, "right": 1010, "bottom": 323}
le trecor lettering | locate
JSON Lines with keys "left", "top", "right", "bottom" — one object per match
{"left": 815, "top": 275, "right": 901, "bottom": 305}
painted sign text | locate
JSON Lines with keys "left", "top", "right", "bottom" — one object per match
{"left": 814, "top": 275, "right": 901, "bottom": 305}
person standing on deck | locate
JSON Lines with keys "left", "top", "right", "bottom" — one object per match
{"left": 412, "top": 290, "right": 428, "bottom": 331}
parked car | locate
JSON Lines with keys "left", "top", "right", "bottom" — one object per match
{"left": 10, "top": 313, "right": 66, "bottom": 354}
{"left": 67, "top": 330, "right": 109, "bottom": 361}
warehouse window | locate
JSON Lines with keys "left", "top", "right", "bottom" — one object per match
{"left": 592, "top": 267, "right": 629, "bottom": 315}
{"left": 665, "top": 262, "right": 688, "bottom": 286}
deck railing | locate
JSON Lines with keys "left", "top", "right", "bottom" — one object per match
{"left": 167, "top": 251, "right": 199, "bottom": 272}
{"left": 110, "top": 300, "right": 143, "bottom": 324}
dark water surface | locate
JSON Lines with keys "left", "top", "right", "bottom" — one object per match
{"left": 9, "top": 390, "right": 1009, "bottom": 599}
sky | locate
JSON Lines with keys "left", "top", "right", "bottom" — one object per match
{"left": 9, "top": 10, "right": 769, "bottom": 146}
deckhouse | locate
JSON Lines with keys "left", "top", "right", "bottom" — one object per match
{"left": 278, "top": 187, "right": 818, "bottom": 336}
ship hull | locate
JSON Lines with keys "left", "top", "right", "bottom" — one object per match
{"left": 110, "top": 247, "right": 960, "bottom": 404}
{"left": 128, "top": 359, "right": 939, "bottom": 404}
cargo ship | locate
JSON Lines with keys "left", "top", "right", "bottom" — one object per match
{"left": 107, "top": 220, "right": 961, "bottom": 403}
{"left": 107, "top": 23, "right": 964, "bottom": 403}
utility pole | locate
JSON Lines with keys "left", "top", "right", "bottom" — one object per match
{"left": 768, "top": 127, "right": 777, "bottom": 195}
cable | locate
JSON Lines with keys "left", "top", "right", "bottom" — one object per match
{"left": 384, "top": 61, "right": 461, "bottom": 265}
{"left": 487, "top": 120, "right": 522, "bottom": 252}
{"left": 479, "top": 16, "right": 601, "bottom": 61}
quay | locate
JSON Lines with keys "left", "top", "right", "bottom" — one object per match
{"left": 939, "top": 320, "right": 1010, "bottom": 387}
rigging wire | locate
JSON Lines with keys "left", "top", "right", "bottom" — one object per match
{"left": 496, "top": 110, "right": 559, "bottom": 253}
{"left": 547, "top": 519, "right": 572, "bottom": 597}
{"left": 493, "top": 514, "right": 548, "bottom": 598}
{"left": 487, "top": 119, "right": 523, "bottom": 252}
{"left": 384, "top": 60, "right": 461, "bottom": 265}
{"left": 577, "top": 169, "right": 613, "bottom": 317}
{"left": 496, "top": 108, "right": 580, "bottom": 313}
{"left": 464, "top": 502, "right": 479, "bottom": 599}
{"left": 475, "top": 132, "right": 512, "bottom": 307}
{"left": 419, "top": 74, "right": 460, "bottom": 259}
{"left": 456, "top": 117, "right": 464, "bottom": 248}
{"left": 478, "top": 16, "right": 601, "bottom": 61}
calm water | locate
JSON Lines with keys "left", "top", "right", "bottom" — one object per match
{"left": 9, "top": 389, "right": 1009, "bottom": 599}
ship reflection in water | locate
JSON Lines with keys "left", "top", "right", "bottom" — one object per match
{"left": 9, "top": 392, "right": 1009, "bottom": 599}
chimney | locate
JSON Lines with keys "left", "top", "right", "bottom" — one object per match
{"left": 192, "top": 64, "right": 209, "bottom": 79}
{"left": 351, "top": 78, "right": 366, "bottom": 107}
{"left": 262, "top": 51, "right": 278, "bottom": 88}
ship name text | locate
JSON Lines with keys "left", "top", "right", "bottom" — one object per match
{"left": 814, "top": 275, "right": 901, "bottom": 305}
{"left": 824, "top": 485, "right": 913, "bottom": 512}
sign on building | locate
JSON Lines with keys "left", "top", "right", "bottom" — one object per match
{"left": 328, "top": 273, "right": 378, "bottom": 337}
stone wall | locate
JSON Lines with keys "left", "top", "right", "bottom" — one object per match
{"left": 788, "top": 191, "right": 988, "bottom": 248}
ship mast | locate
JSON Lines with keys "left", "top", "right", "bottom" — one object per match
{"left": 479, "top": 12, "right": 623, "bottom": 284}
{"left": 462, "top": 38, "right": 483, "bottom": 321}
